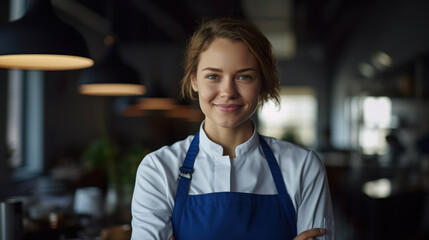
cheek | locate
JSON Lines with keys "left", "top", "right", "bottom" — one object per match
{"left": 197, "top": 84, "right": 217, "bottom": 100}
{"left": 243, "top": 84, "right": 261, "bottom": 102}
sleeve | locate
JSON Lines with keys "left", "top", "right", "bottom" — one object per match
{"left": 296, "top": 151, "right": 335, "bottom": 240}
{"left": 131, "top": 154, "right": 173, "bottom": 240}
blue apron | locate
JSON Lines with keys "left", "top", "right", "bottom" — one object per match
{"left": 171, "top": 132, "right": 297, "bottom": 240}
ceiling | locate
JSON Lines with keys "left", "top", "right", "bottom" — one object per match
{"left": 0, "top": 0, "right": 371, "bottom": 63}
{"left": 48, "top": 0, "right": 362, "bottom": 60}
{"left": 55, "top": 0, "right": 246, "bottom": 43}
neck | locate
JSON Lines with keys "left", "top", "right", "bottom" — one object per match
{"left": 203, "top": 120, "right": 254, "bottom": 158}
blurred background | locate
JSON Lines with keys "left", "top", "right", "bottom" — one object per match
{"left": 1, "top": 0, "right": 429, "bottom": 239}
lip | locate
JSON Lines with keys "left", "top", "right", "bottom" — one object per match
{"left": 214, "top": 104, "right": 243, "bottom": 113}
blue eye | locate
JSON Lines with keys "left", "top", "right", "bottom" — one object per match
{"left": 207, "top": 74, "right": 219, "bottom": 80}
{"left": 238, "top": 75, "right": 251, "bottom": 80}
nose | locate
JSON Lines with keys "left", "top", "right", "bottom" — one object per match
{"left": 220, "top": 77, "right": 238, "bottom": 99}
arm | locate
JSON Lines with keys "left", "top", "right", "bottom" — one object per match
{"left": 131, "top": 155, "right": 173, "bottom": 240}
{"left": 296, "top": 151, "right": 335, "bottom": 240}
{"left": 294, "top": 228, "right": 326, "bottom": 240}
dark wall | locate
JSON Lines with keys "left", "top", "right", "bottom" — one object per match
{"left": 43, "top": 70, "right": 111, "bottom": 170}
{"left": 0, "top": 70, "right": 9, "bottom": 199}
{"left": 0, "top": 1, "right": 10, "bottom": 199}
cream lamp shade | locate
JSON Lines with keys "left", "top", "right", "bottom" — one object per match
{"left": 0, "top": 0, "right": 93, "bottom": 70}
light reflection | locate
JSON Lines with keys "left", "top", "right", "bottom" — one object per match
{"left": 362, "top": 178, "right": 392, "bottom": 199}
{"left": 359, "top": 62, "right": 376, "bottom": 78}
{"left": 363, "top": 97, "right": 391, "bottom": 128}
{"left": 371, "top": 51, "right": 392, "bottom": 70}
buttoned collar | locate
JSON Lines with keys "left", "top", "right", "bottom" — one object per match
{"left": 198, "top": 121, "right": 260, "bottom": 158}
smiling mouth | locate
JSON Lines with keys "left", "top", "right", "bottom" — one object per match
{"left": 214, "top": 104, "right": 243, "bottom": 113}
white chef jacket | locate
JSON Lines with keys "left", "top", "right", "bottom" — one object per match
{"left": 131, "top": 124, "right": 335, "bottom": 240}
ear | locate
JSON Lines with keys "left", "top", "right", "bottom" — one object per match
{"left": 191, "top": 75, "right": 198, "bottom": 92}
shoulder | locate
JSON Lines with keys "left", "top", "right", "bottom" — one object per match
{"left": 261, "top": 135, "right": 312, "bottom": 158}
{"left": 148, "top": 135, "right": 194, "bottom": 161}
{"left": 260, "top": 135, "right": 323, "bottom": 169}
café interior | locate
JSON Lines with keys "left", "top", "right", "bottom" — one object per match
{"left": 1, "top": 0, "right": 429, "bottom": 239}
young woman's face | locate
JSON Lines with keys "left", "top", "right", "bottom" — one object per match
{"left": 191, "top": 37, "right": 261, "bottom": 131}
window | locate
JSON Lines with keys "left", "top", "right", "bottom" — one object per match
{"left": 7, "top": 70, "right": 24, "bottom": 168}
{"left": 359, "top": 96, "right": 393, "bottom": 155}
{"left": 258, "top": 87, "right": 317, "bottom": 147}
{"left": 7, "top": 70, "right": 44, "bottom": 180}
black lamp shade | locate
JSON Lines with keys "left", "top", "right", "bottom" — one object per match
{"left": 0, "top": 0, "right": 93, "bottom": 70}
{"left": 78, "top": 45, "right": 145, "bottom": 96}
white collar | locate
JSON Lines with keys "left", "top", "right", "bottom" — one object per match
{"left": 198, "top": 121, "right": 260, "bottom": 158}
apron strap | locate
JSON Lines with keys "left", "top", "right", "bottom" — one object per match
{"left": 171, "top": 131, "right": 200, "bottom": 233}
{"left": 259, "top": 135, "right": 297, "bottom": 237}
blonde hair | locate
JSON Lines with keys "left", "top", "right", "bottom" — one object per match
{"left": 180, "top": 17, "right": 280, "bottom": 106}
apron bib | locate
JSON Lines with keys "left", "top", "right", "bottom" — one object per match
{"left": 171, "top": 132, "right": 297, "bottom": 240}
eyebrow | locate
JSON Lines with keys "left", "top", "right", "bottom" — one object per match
{"left": 202, "top": 67, "right": 258, "bottom": 73}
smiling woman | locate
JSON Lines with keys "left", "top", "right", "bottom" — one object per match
{"left": 131, "top": 17, "right": 334, "bottom": 240}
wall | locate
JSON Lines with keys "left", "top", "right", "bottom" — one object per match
{"left": 0, "top": 69, "right": 9, "bottom": 199}
{"left": 43, "top": 70, "right": 110, "bottom": 170}
{"left": 0, "top": 1, "right": 10, "bottom": 199}
{"left": 331, "top": 0, "right": 429, "bottom": 149}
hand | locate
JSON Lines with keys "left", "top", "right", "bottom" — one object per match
{"left": 169, "top": 236, "right": 175, "bottom": 240}
{"left": 293, "top": 228, "right": 326, "bottom": 240}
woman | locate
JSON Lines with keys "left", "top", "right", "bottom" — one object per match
{"left": 131, "top": 17, "right": 334, "bottom": 240}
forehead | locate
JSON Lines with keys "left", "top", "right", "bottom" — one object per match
{"left": 197, "top": 38, "right": 259, "bottom": 70}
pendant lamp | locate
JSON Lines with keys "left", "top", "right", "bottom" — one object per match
{"left": 114, "top": 96, "right": 149, "bottom": 117}
{"left": 136, "top": 80, "right": 176, "bottom": 110}
{"left": 78, "top": 44, "right": 146, "bottom": 96}
{"left": 165, "top": 105, "right": 204, "bottom": 122}
{"left": 0, "top": 0, "right": 93, "bottom": 70}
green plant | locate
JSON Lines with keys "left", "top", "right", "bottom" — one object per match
{"left": 82, "top": 137, "right": 119, "bottom": 184}
{"left": 82, "top": 137, "right": 150, "bottom": 187}
{"left": 117, "top": 145, "right": 150, "bottom": 186}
